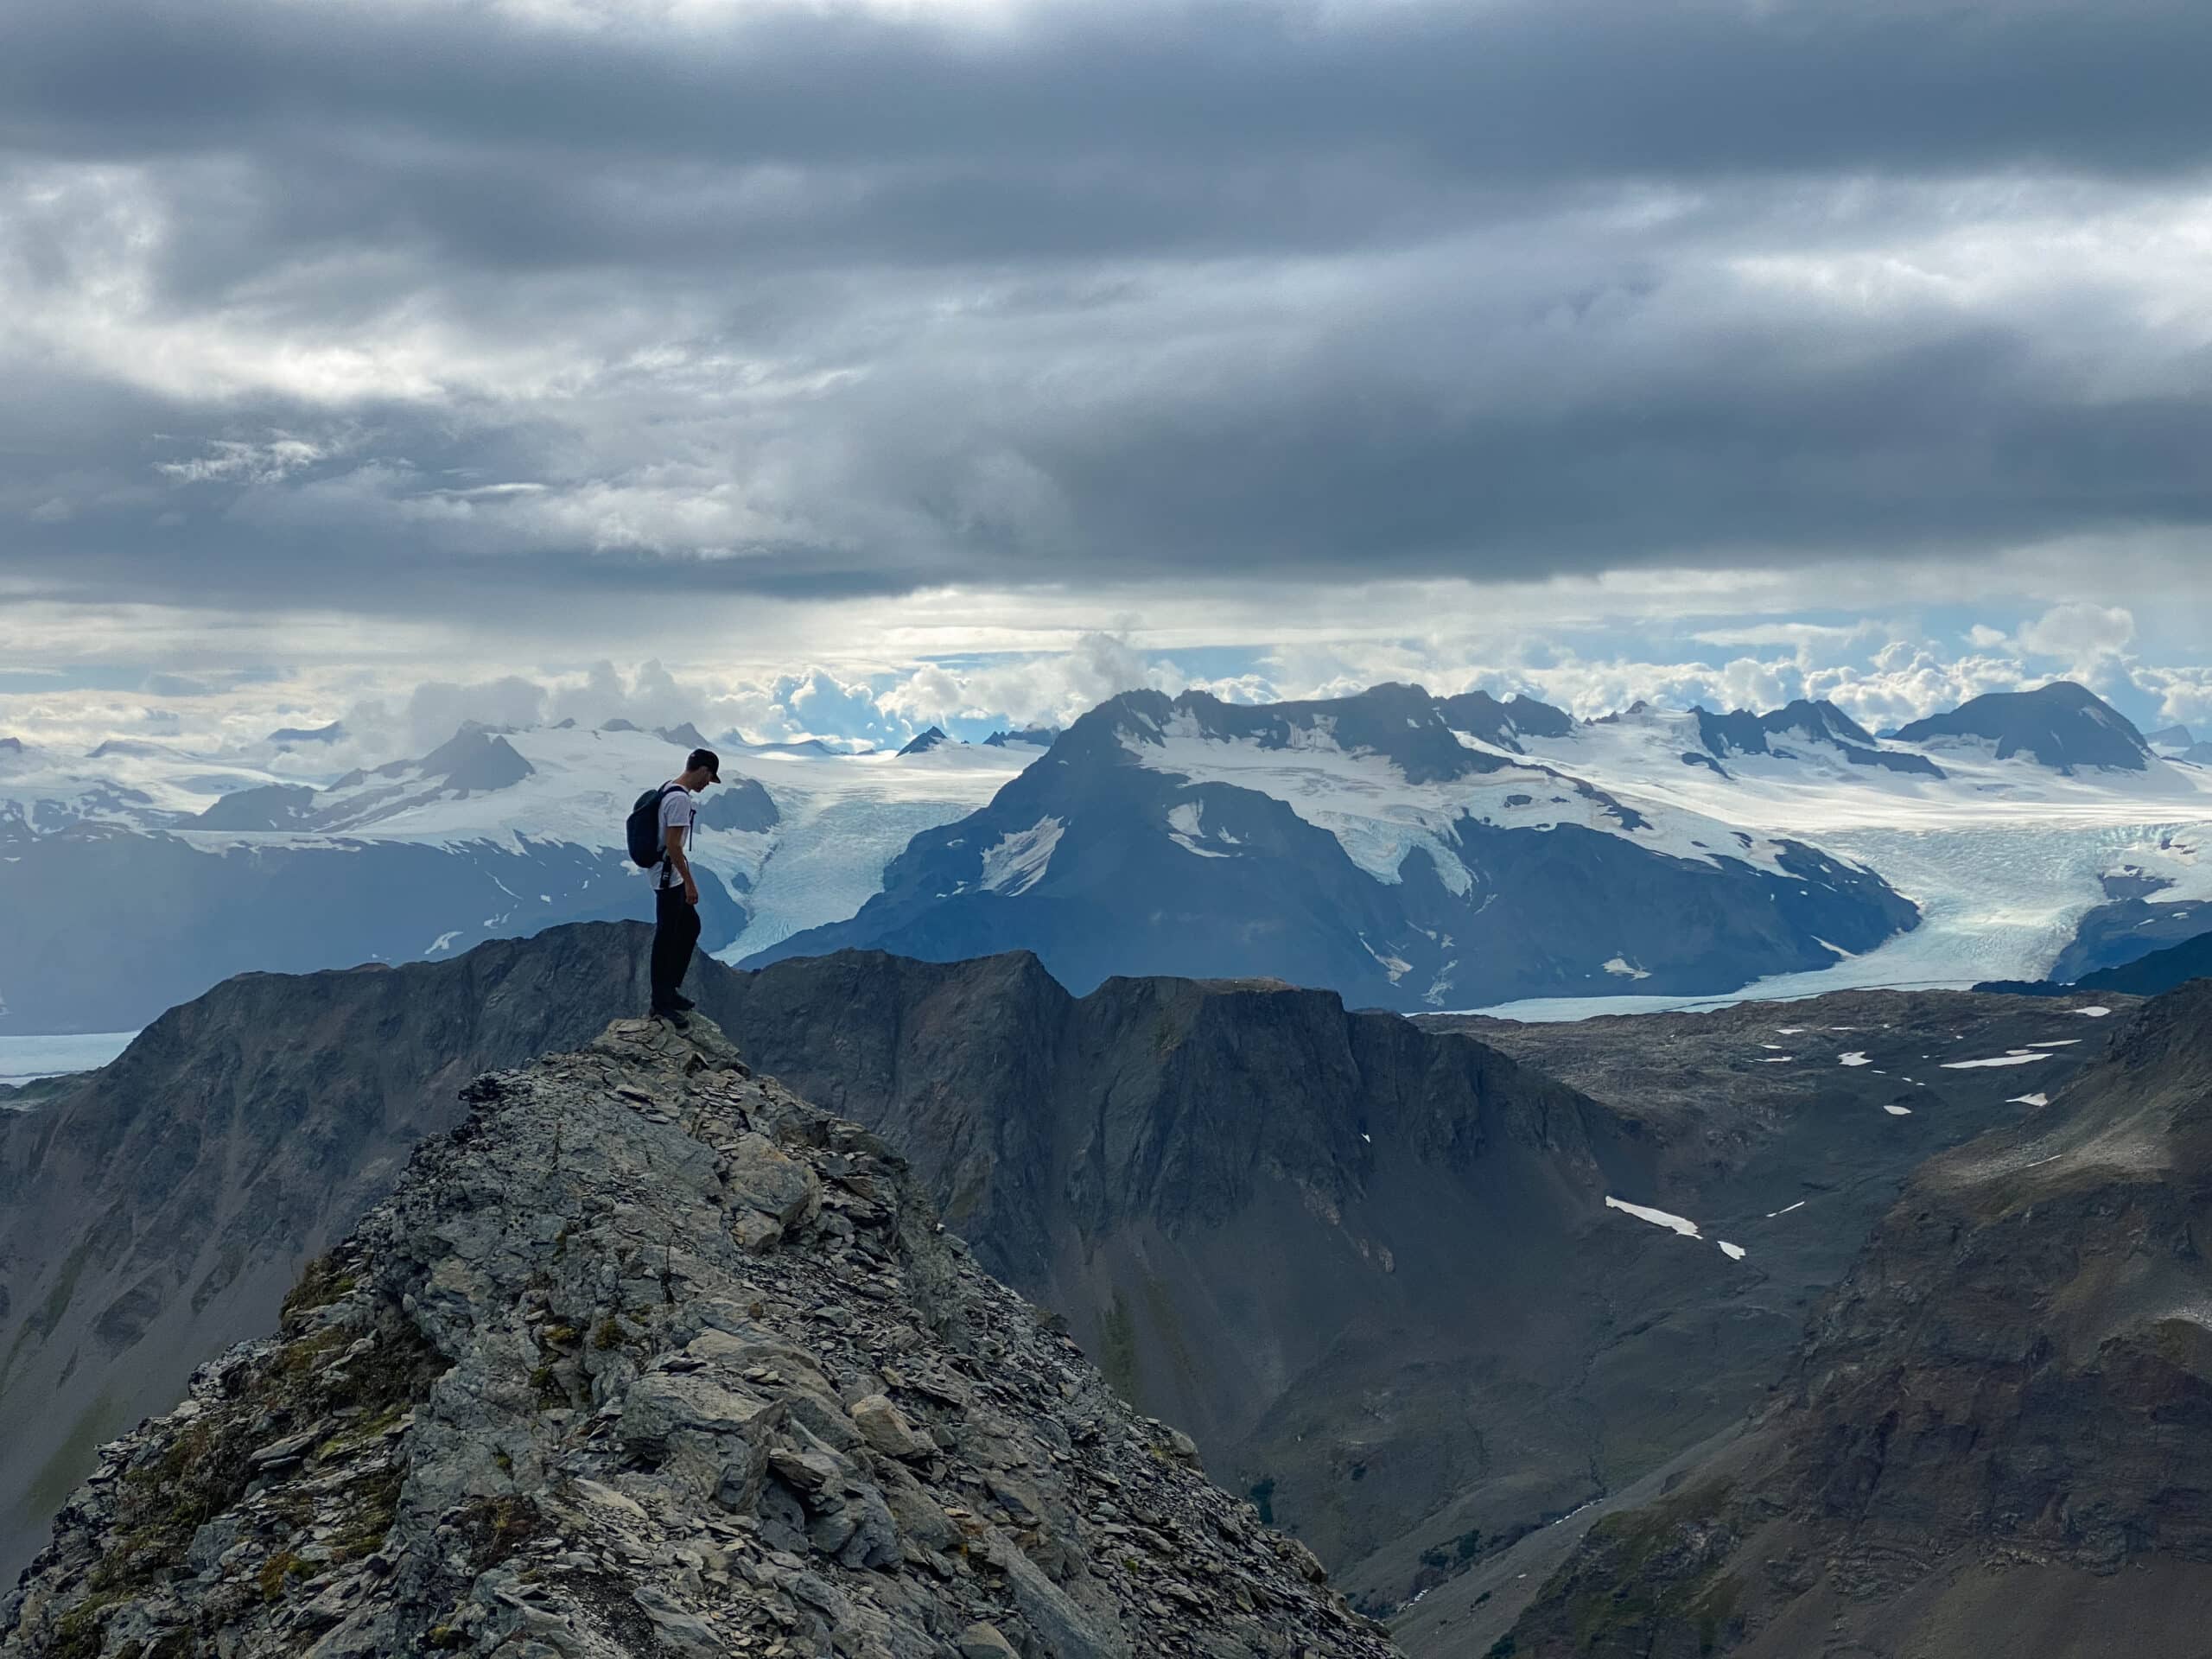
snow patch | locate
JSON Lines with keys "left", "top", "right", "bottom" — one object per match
{"left": 1716, "top": 1241, "right": 1747, "bottom": 1261}
{"left": 980, "top": 817, "right": 1065, "bottom": 897}
{"left": 1942, "top": 1051, "right": 2052, "bottom": 1070}
{"left": 1766, "top": 1200, "right": 1808, "bottom": 1218}
{"left": 1840, "top": 1052, "right": 1872, "bottom": 1067}
{"left": 2008, "top": 1091, "right": 2052, "bottom": 1107}
{"left": 1603, "top": 957, "right": 1649, "bottom": 980}
{"left": 1605, "top": 1196, "right": 1700, "bottom": 1237}
{"left": 426, "top": 930, "right": 461, "bottom": 955}
{"left": 2076, "top": 1006, "right": 2115, "bottom": 1018}
{"left": 1884, "top": 1104, "right": 1913, "bottom": 1116}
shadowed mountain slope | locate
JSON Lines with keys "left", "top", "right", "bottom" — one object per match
{"left": 0, "top": 926, "right": 658, "bottom": 1580}
{"left": 1497, "top": 977, "right": 2212, "bottom": 1659}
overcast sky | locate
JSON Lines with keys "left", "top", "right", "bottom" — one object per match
{"left": 3, "top": 0, "right": 2210, "bottom": 753}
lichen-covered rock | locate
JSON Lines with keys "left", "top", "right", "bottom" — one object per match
{"left": 1, "top": 1014, "right": 1400, "bottom": 1659}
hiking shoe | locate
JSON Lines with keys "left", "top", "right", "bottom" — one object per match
{"left": 650, "top": 1004, "right": 691, "bottom": 1029}
{"left": 665, "top": 992, "right": 697, "bottom": 1012}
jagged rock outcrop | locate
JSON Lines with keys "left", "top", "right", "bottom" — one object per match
{"left": 1498, "top": 978, "right": 2212, "bottom": 1659}
{"left": 2, "top": 1016, "right": 1398, "bottom": 1659}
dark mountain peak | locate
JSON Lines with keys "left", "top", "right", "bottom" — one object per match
{"left": 1895, "top": 680, "right": 2151, "bottom": 772}
{"left": 1692, "top": 697, "right": 1943, "bottom": 777}
{"left": 655, "top": 720, "right": 711, "bottom": 749}
{"left": 695, "top": 773, "right": 781, "bottom": 833}
{"left": 982, "top": 725, "right": 1060, "bottom": 748}
{"left": 85, "top": 739, "right": 179, "bottom": 760}
{"left": 263, "top": 719, "right": 345, "bottom": 746}
{"left": 1099, "top": 681, "right": 1496, "bottom": 786}
{"left": 1764, "top": 696, "right": 1876, "bottom": 745}
{"left": 187, "top": 781, "right": 321, "bottom": 831}
{"left": 599, "top": 717, "right": 640, "bottom": 732}
{"left": 1436, "top": 689, "right": 1575, "bottom": 752}
{"left": 2148, "top": 723, "right": 2196, "bottom": 750}
{"left": 414, "top": 725, "right": 537, "bottom": 792}
{"left": 896, "top": 725, "right": 952, "bottom": 755}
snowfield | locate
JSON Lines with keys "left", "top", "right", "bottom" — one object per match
{"left": 0, "top": 723, "right": 1030, "bottom": 963}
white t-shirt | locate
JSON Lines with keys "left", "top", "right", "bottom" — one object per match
{"left": 653, "top": 783, "right": 696, "bottom": 889}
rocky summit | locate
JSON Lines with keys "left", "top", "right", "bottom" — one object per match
{"left": 1, "top": 1015, "right": 1395, "bottom": 1659}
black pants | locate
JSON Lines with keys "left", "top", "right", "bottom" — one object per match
{"left": 652, "top": 882, "right": 702, "bottom": 1007}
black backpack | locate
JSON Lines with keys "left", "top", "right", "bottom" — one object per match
{"left": 626, "top": 783, "right": 684, "bottom": 869}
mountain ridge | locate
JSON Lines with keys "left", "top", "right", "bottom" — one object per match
{"left": 1, "top": 1014, "right": 1399, "bottom": 1659}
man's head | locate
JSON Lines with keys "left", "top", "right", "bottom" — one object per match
{"left": 680, "top": 747, "right": 721, "bottom": 791}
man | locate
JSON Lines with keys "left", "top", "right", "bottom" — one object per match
{"left": 649, "top": 747, "right": 720, "bottom": 1024}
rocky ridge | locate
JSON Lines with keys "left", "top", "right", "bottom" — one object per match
{"left": 2, "top": 1015, "right": 1395, "bottom": 1659}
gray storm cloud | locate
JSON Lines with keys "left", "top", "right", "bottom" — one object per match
{"left": 3, "top": 0, "right": 2212, "bottom": 618}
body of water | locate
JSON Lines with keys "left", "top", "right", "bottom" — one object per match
{"left": 0, "top": 1032, "right": 139, "bottom": 1089}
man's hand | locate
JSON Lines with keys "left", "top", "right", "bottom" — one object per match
{"left": 684, "top": 879, "right": 700, "bottom": 906}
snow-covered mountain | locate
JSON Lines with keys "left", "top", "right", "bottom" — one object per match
{"left": 0, "top": 722, "right": 1028, "bottom": 1032}
{"left": 2147, "top": 722, "right": 2212, "bottom": 766}
{"left": 754, "top": 680, "right": 2212, "bottom": 1013}
{"left": 750, "top": 683, "right": 1924, "bottom": 1009}
{"left": 1891, "top": 680, "right": 2155, "bottom": 772}
{"left": 4, "top": 678, "right": 2209, "bottom": 1031}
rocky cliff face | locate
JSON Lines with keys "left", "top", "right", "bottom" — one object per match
{"left": 1499, "top": 978, "right": 2212, "bottom": 1659}
{"left": 2, "top": 1016, "right": 1396, "bottom": 1659}
{"left": 694, "top": 950, "right": 1681, "bottom": 1592}
{"left": 0, "top": 926, "right": 660, "bottom": 1581}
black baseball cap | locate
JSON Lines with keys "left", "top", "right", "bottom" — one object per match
{"left": 687, "top": 747, "right": 721, "bottom": 782}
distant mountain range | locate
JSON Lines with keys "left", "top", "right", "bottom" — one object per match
{"left": 754, "top": 678, "right": 2212, "bottom": 1010}
{"left": 3, "top": 680, "right": 2209, "bottom": 1031}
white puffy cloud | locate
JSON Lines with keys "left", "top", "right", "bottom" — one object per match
{"left": 876, "top": 632, "right": 1187, "bottom": 732}
{"left": 2133, "top": 665, "right": 2212, "bottom": 727}
{"left": 2016, "top": 603, "right": 2138, "bottom": 667}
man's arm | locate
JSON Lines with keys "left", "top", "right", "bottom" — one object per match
{"left": 664, "top": 824, "right": 699, "bottom": 904}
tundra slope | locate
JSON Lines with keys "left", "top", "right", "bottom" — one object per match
{"left": 3, "top": 1014, "right": 1395, "bottom": 1659}
{"left": 1497, "top": 976, "right": 2212, "bottom": 1659}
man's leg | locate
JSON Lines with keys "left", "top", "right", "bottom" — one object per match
{"left": 671, "top": 892, "right": 703, "bottom": 996}
{"left": 651, "top": 884, "right": 686, "bottom": 1011}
